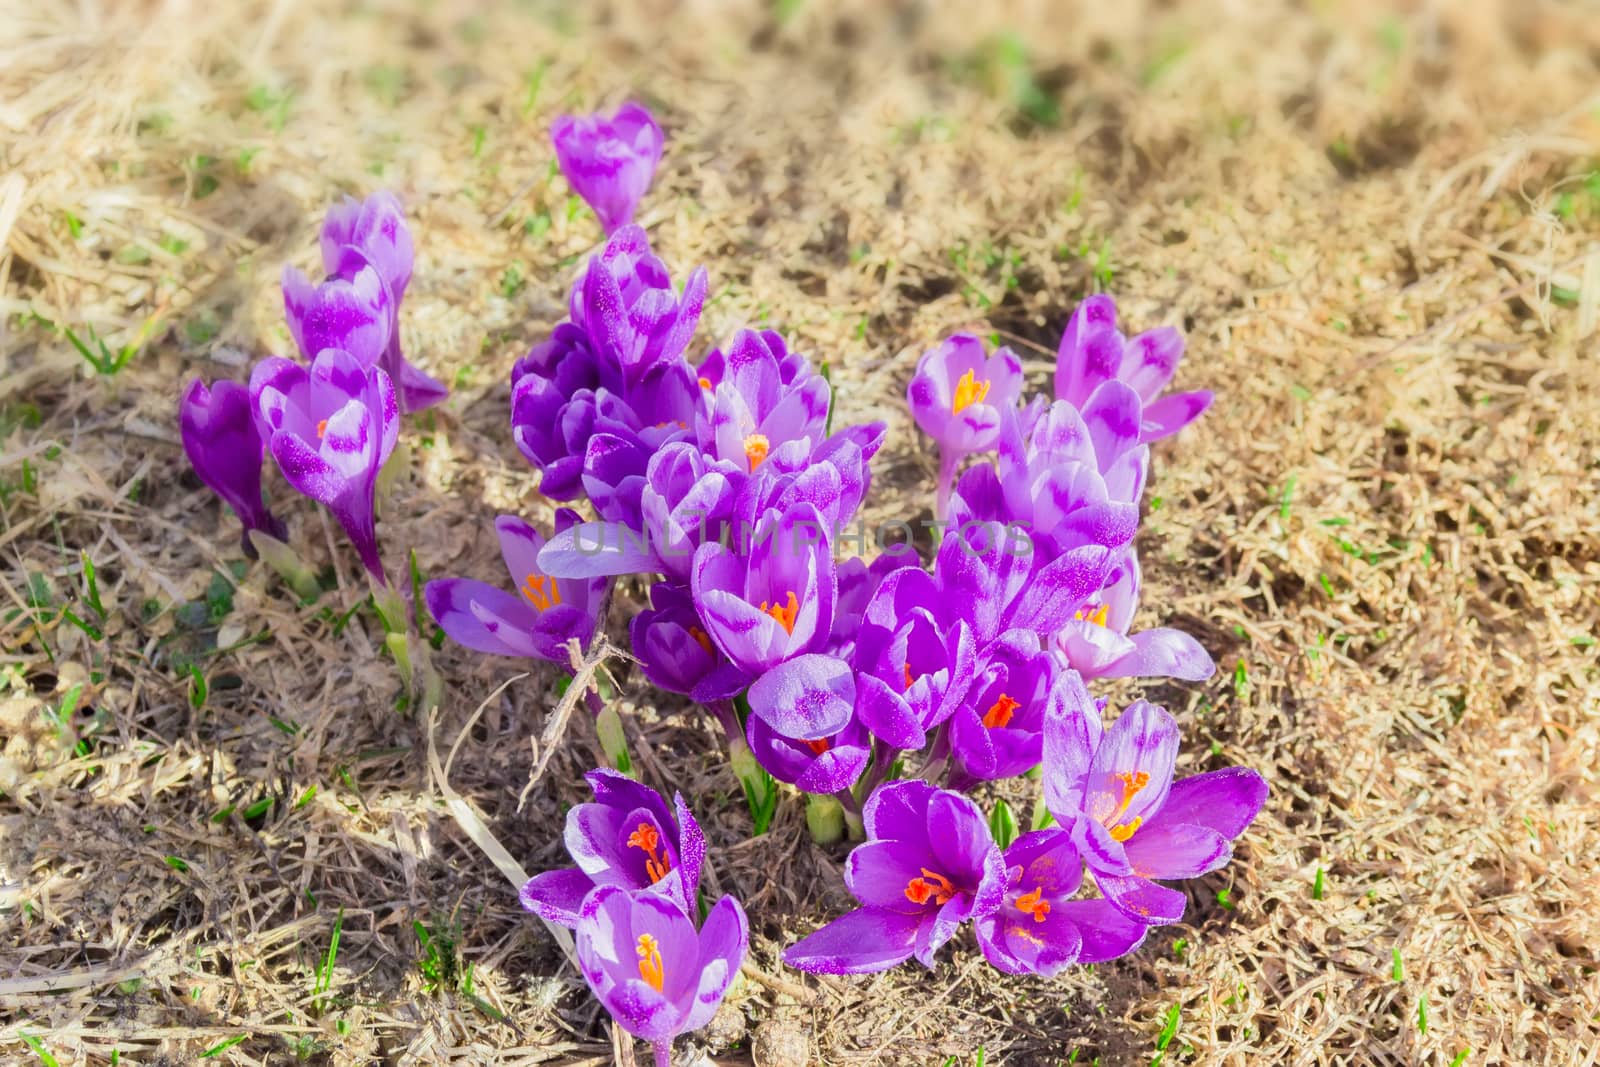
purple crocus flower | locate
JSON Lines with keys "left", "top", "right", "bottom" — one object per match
{"left": 572, "top": 226, "right": 707, "bottom": 387}
{"left": 696, "top": 328, "right": 830, "bottom": 474}
{"left": 698, "top": 328, "right": 812, "bottom": 392}
{"left": 320, "top": 191, "right": 414, "bottom": 303}
{"left": 551, "top": 102, "right": 665, "bottom": 235}
{"left": 951, "top": 399, "right": 1144, "bottom": 561}
{"left": 689, "top": 502, "right": 837, "bottom": 673}
{"left": 629, "top": 581, "right": 748, "bottom": 703}
{"left": 282, "top": 259, "right": 392, "bottom": 368}
{"left": 746, "top": 706, "right": 871, "bottom": 796}
{"left": 1043, "top": 687, "right": 1269, "bottom": 925}
{"left": 540, "top": 441, "right": 743, "bottom": 583}
{"left": 783, "top": 780, "right": 1006, "bottom": 973}
{"left": 250, "top": 348, "right": 398, "bottom": 584}
{"left": 1052, "top": 554, "right": 1214, "bottom": 682}
{"left": 906, "top": 334, "right": 1023, "bottom": 518}
{"left": 947, "top": 634, "right": 1062, "bottom": 782}
{"left": 1055, "top": 296, "right": 1212, "bottom": 442}
{"left": 423, "top": 509, "right": 605, "bottom": 662}
{"left": 179, "top": 378, "right": 287, "bottom": 557}
{"left": 575, "top": 885, "right": 747, "bottom": 1067}
{"left": 973, "top": 828, "right": 1149, "bottom": 977}
{"left": 520, "top": 769, "right": 706, "bottom": 928}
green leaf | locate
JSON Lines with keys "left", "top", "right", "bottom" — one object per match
{"left": 988, "top": 799, "right": 1018, "bottom": 850}
{"left": 200, "top": 1035, "right": 246, "bottom": 1058}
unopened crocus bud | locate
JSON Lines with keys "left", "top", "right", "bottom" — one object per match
{"left": 247, "top": 530, "right": 320, "bottom": 601}
{"left": 551, "top": 102, "right": 664, "bottom": 234}
{"left": 805, "top": 794, "right": 845, "bottom": 846}
{"left": 180, "top": 379, "right": 287, "bottom": 557}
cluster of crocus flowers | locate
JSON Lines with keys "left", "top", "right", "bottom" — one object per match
{"left": 521, "top": 772, "right": 746, "bottom": 1067}
{"left": 180, "top": 191, "right": 446, "bottom": 703}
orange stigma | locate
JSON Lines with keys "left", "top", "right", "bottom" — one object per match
{"left": 982, "top": 693, "right": 1021, "bottom": 729}
{"left": 635, "top": 933, "right": 665, "bottom": 992}
{"left": 904, "top": 868, "right": 956, "bottom": 907}
{"left": 521, "top": 572, "right": 561, "bottom": 611}
{"left": 1106, "top": 771, "right": 1151, "bottom": 842}
{"left": 760, "top": 590, "right": 799, "bottom": 634}
{"left": 627, "top": 822, "right": 673, "bottom": 884}
{"left": 315, "top": 418, "right": 328, "bottom": 439}
{"left": 1015, "top": 885, "right": 1051, "bottom": 923}
{"left": 804, "top": 737, "right": 830, "bottom": 756}
{"left": 743, "top": 432, "right": 770, "bottom": 470}
{"left": 1074, "top": 603, "right": 1110, "bottom": 627}
{"left": 903, "top": 662, "right": 915, "bottom": 691}
{"left": 698, "top": 376, "right": 713, "bottom": 391}
{"left": 951, "top": 369, "right": 992, "bottom": 415}
{"left": 688, "top": 625, "right": 715, "bottom": 655}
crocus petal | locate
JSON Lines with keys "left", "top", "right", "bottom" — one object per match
{"left": 782, "top": 907, "right": 921, "bottom": 975}
{"left": 1122, "top": 822, "right": 1233, "bottom": 880}
{"left": 1141, "top": 389, "right": 1214, "bottom": 441}
{"left": 538, "top": 521, "right": 661, "bottom": 578}
{"left": 1057, "top": 898, "right": 1150, "bottom": 963}
{"left": 745, "top": 653, "right": 855, "bottom": 738}
{"left": 680, "top": 895, "right": 749, "bottom": 1033}
{"left": 1101, "top": 628, "right": 1216, "bottom": 681}
{"left": 1041, "top": 670, "right": 1101, "bottom": 819}
{"left": 1153, "top": 767, "right": 1270, "bottom": 841}
{"left": 1098, "top": 872, "right": 1187, "bottom": 925}
{"left": 854, "top": 671, "right": 926, "bottom": 750}
{"left": 423, "top": 579, "right": 546, "bottom": 659}
{"left": 519, "top": 867, "right": 594, "bottom": 928}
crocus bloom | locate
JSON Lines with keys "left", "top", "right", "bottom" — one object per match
{"left": 1054, "top": 296, "right": 1212, "bottom": 442}
{"left": 575, "top": 885, "right": 747, "bottom": 1067}
{"left": 282, "top": 259, "right": 392, "bottom": 368}
{"left": 1043, "top": 689, "right": 1269, "bottom": 925}
{"left": 520, "top": 769, "right": 705, "bottom": 928}
{"left": 551, "top": 102, "right": 665, "bottom": 234}
{"left": 973, "top": 828, "right": 1149, "bottom": 977}
{"left": 783, "top": 780, "right": 1006, "bottom": 973}
{"left": 947, "top": 634, "right": 1062, "bottom": 782}
{"left": 423, "top": 510, "right": 606, "bottom": 663}
{"left": 951, "top": 399, "right": 1144, "bottom": 562}
{"left": 746, "top": 705, "right": 871, "bottom": 796}
{"left": 1052, "top": 554, "right": 1214, "bottom": 683}
{"left": 180, "top": 378, "right": 287, "bottom": 557}
{"left": 629, "top": 581, "right": 747, "bottom": 702}
{"left": 696, "top": 328, "right": 830, "bottom": 474}
{"left": 539, "top": 441, "right": 743, "bottom": 583}
{"left": 698, "top": 328, "right": 812, "bottom": 392}
{"left": 690, "top": 502, "right": 837, "bottom": 673}
{"left": 906, "top": 334, "right": 1023, "bottom": 518}
{"left": 571, "top": 226, "right": 707, "bottom": 387}
{"left": 250, "top": 348, "right": 398, "bottom": 584}
{"left": 320, "top": 191, "right": 413, "bottom": 303}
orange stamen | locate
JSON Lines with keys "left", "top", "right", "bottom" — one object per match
{"left": 951, "top": 369, "right": 992, "bottom": 415}
{"left": 688, "top": 626, "right": 715, "bottom": 655}
{"left": 804, "top": 738, "right": 830, "bottom": 756}
{"left": 1073, "top": 603, "right": 1110, "bottom": 627}
{"left": 903, "top": 868, "right": 956, "bottom": 907}
{"left": 743, "top": 432, "right": 770, "bottom": 470}
{"left": 315, "top": 418, "right": 328, "bottom": 439}
{"left": 522, "top": 572, "right": 560, "bottom": 611}
{"left": 698, "top": 376, "right": 713, "bottom": 391}
{"left": 759, "top": 590, "right": 799, "bottom": 634}
{"left": 1104, "top": 770, "right": 1151, "bottom": 842}
{"left": 627, "top": 822, "right": 673, "bottom": 884}
{"left": 1015, "top": 885, "right": 1051, "bottom": 923}
{"left": 635, "top": 933, "right": 665, "bottom": 992}
{"left": 982, "top": 693, "right": 1021, "bottom": 729}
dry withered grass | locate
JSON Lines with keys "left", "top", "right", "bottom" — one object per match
{"left": 2, "top": 1, "right": 1599, "bottom": 1064}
